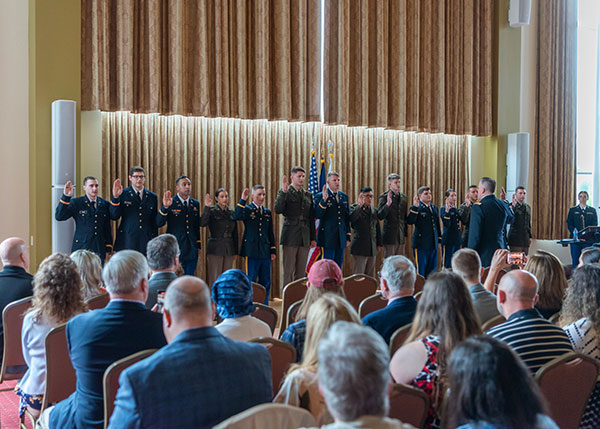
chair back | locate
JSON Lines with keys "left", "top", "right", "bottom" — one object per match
{"left": 42, "top": 324, "right": 77, "bottom": 409}
{"left": 213, "top": 403, "right": 316, "bottom": 429}
{"left": 280, "top": 300, "right": 303, "bottom": 338}
{"left": 481, "top": 266, "right": 491, "bottom": 282}
{"left": 414, "top": 291, "right": 423, "bottom": 301}
{"left": 103, "top": 348, "right": 157, "bottom": 428}
{"left": 481, "top": 314, "right": 506, "bottom": 331}
{"left": 494, "top": 268, "right": 508, "bottom": 284}
{"left": 252, "top": 283, "right": 267, "bottom": 305}
{"left": 388, "top": 383, "right": 430, "bottom": 428}
{"left": 548, "top": 312, "right": 561, "bottom": 325}
{"left": 278, "top": 278, "right": 308, "bottom": 332}
{"left": 535, "top": 352, "right": 599, "bottom": 429}
{"left": 252, "top": 303, "right": 278, "bottom": 334}
{"left": 358, "top": 292, "right": 387, "bottom": 319}
{"left": 249, "top": 337, "right": 296, "bottom": 394}
{"left": 0, "top": 296, "right": 32, "bottom": 383}
{"left": 85, "top": 292, "right": 110, "bottom": 311}
{"left": 414, "top": 275, "right": 425, "bottom": 294}
{"left": 389, "top": 323, "right": 412, "bottom": 357}
{"left": 343, "top": 274, "right": 378, "bottom": 310}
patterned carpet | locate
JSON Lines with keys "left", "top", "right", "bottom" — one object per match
{"left": 0, "top": 380, "right": 32, "bottom": 428}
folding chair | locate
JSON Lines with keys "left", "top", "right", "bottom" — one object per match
{"left": 389, "top": 323, "right": 412, "bottom": 357}
{"left": 414, "top": 275, "right": 425, "bottom": 294}
{"left": 358, "top": 292, "right": 387, "bottom": 319}
{"left": 249, "top": 337, "right": 296, "bottom": 394}
{"left": 280, "top": 300, "right": 303, "bottom": 338}
{"left": 252, "top": 303, "right": 278, "bottom": 334}
{"left": 251, "top": 283, "right": 267, "bottom": 305}
{"left": 388, "top": 383, "right": 430, "bottom": 428}
{"left": 1, "top": 296, "right": 32, "bottom": 390}
{"left": 343, "top": 274, "right": 378, "bottom": 310}
{"left": 278, "top": 278, "right": 308, "bottom": 333}
{"left": 85, "top": 292, "right": 110, "bottom": 310}
{"left": 481, "top": 314, "right": 506, "bottom": 331}
{"left": 213, "top": 403, "right": 316, "bottom": 429}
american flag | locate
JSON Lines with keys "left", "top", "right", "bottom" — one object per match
{"left": 306, "top": 150, "right": 322, "bottom": 273}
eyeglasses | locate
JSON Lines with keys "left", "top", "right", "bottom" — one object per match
{"left": 132, "top": 175, "right": 145, "bottom": 179}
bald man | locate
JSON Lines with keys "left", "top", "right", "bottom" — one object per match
{"left": 0, "top": 237, "right": 33, "bottom": 363}
{"left": 486, "top": 270, "right": 572, "bottom": 373}
{"left": 108, "top": 276, "right": 272, "bottom": 429}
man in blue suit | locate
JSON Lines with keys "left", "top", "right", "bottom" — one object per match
{"left": 468, "top": 177, "right": 514, "bottom": 267}
{"left": 314, "top": 172, "right": 351, "bottom": 267}
{"left": 233, "top": 185, "right": 277, "bottom": 304}
{"left": 362, "top": 255, "right": 417, "bottom": 344}
{"left": 38, "top": 250, "right": 167, "bottom": 429}
{"left": 108, "top": 276, "right": 273, "bottom": 429}
{"left": 407, "top": 186, "right": 442, "bottom": 277}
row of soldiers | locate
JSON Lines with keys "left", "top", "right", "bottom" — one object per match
{"left": 55, "top": 166, "right": 537, "bottom": 300}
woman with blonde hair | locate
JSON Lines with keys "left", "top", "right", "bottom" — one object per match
{"left": 275, "top": 293, "right": 360, "bottom": 424}
{"left": 524, "top": 250, "right": 568, "bottom": 319}
{"left": 70, "top": 249, "right": 105, "bottom": 299}
{"left": 16, "top": 253, "right": 87, "bottom": 418}
{"left": 280, "top": 259, "right": 345, "bottom": 361}
{"left": 389, "top": 272, "right": 481, "bottom": 429}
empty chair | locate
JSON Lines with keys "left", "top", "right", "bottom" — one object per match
{"left": 278, "top": 277, "right": 308, "bottom": 332}
{"left": 0, "top": 296, "right": 32, "bottom": 387}
{"left": 213, "top": 403, "right": 316, "bottom": 429}
{"left": 252, "top": 303, "right": 278, "bottom": 335}
{"left": 414, "top": 275, "right": 425, "bottom": 294}
{"left": 85, "top": 292, "right": 110, "bottom": 311}
{"left": 252, "top": 283, "right": 267, "bottom": 306}
{"left": 388, "top": 383, "right": 430, "bottom": 428}
{"left": 389, "top": 323, "right": 412, "bottom": 357}
{"left": 343, "top": 274, "right": 378, "bottom": 310}
{"left": 535, "top": 352, "right": 599, "bottom": 429}
{"left": 249, "top": 337, "right": 296, "bottom": 394}
{"left": 358, "top": 292, "right": 387, "bottom": 319}
{"left": 103, "top": 349, "right": 157, "bottom": 428}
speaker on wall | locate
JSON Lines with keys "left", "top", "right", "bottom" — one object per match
{"left": 51, "top": 100, "right": 76, "bottom": 254}
{"left": 506, "top": 132, "right": 530, "bottom": 200}
{"left": 509, "top": 0, "right": 531, "bottom": 27}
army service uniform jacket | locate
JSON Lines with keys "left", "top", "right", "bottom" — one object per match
{"left": 199, "top": 206, "right": 238, "bottom": 256}
{"left": 566, "top": 205, "right": 598, "bottom": 238}
{"left": 507, "top": 202, "right": 532, "bottom": 247}
{"left": 349, "top": 204, "right": 382, "bottom": 257}
{"left": 157, "top": 196, "right": 201, "bottom": 262}
{"left": 273, "top": 186, "right": 316, "bottom": 247}
{"left": 314, "top": 190, "right": 351, "bottom": 249}
{"left": 233, "top": 200, "right": 276, "bottom": 259}
{"left": 110, "top": 186, "right": 158, "bottom": 254}
{"left": 407, "top": 202, "right": 442, "bottom": 250}
{"left": 441, "top": 206, "right": 461, "bottom": 247}
{"left": 377, "top": 191, "right": 409, "bottom": 245}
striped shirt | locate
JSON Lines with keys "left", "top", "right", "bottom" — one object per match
{"left": 487, "top": 308, "right": 573, "bottom": 374}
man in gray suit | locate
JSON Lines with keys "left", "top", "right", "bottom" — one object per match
{"left": 451, "top": 248, "right": 500, "bottom": 324}
{"left": 145, "top": 234, "right": 179, "bottom": 309}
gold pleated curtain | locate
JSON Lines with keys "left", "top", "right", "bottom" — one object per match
{"left": 82, "top": 0, "right": 321, "bottom": 121}
{"left": 532, "top": 0, "right": 577, "bottom": 239}
{"left": 102, "top": 112, "right": 468, "bottom": 297}
{"left": 323, "top": 0, "right": 493, "bottom": 135}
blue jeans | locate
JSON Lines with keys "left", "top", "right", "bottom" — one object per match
{"left": 570, "top": 243, "right": 593, "bottom": 268}
{"left": 322, "top": 247, "right": 345, "bottom": 268}
{"left": 247, "top": 257, "right": 271, "bottom": 304}
{"left": 442, "top": 244, "right": 460, "bottom": 269}
{"left": 181, "top": 258, "right": 198, "bottom": 276}
{"left": 414, "top": 248, "right": 438, "bottom": 278}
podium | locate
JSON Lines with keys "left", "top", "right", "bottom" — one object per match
{"left": 557, "top": 226, "right": 600, "bottom": 247}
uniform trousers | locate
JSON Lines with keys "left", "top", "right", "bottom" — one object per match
{"left": 247, "top": 258, "right": 271, "bottom": 305}
{"left": 323, "top": 247, "right": 345, "bottom": 268}
{"left": 353, "top": 255, "right": 376, "bottom": 277}
{"left": 181, "top": 257, "right": 198, "bottom": 276}
{"left": 442, "top": 244, "right": 460, "bottom": 269}
{"left": 282, "top": 246, "right": 310, "bottom": 289}
{"left": 570, "top": 243, "right": 593, "bottom": 269}
{"left": 414, "top": 248, "right": 438, "bottom": 278}
{"left": 383, "top": 244, "right": 404, "bottom": 258}
{"left": 206, "top": 254, "right": 235, "bottom": 286}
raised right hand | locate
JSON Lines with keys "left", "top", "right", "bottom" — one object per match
{"left": 412, "top": 195, "right": 419, "bottom": 206}
{"left": 163, "top": 190, "right": 173, "bottom": 208}
{"left": 112, "top": 179, "right": 123, "bottom": 198}
{"left": 464, "top": 196, "right": 471, "bottom": 207}
{"left": 322, "top": 185, "right": 329, "bottom": 200}
{"left": 241, "top": 188, "right": 250, "bottom": 201}
{"left": 64, "top": 180, "right": 74, "bottom": 197}
{"left": 205, "top": 193, "right": 212, "bottom": 206}
{"left": 282, "top": 175, "right": 289, "bottom": 192}
{"left": 358, "top": 193, "right": 365, "bottom": 207}
{"left": 386, "top": 191, "right": 392, "bottom": 206}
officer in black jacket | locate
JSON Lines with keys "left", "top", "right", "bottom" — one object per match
{"left": 566, "top": 190, "right": 598, "bottom": 268}
{"left": 458, "top": 185, "right": 479, "bottom": 247}
{"left": 55, "top": 177, "right": 112, "bottom": 262}
{"left": 157, "top": 176, "right": 201, "bottom": 275}
{"left": 407, "top": 186, "right": 442, "bottom": 278}
{"left": 440, "top": 189, "right": 461, "bottom": 269}
{"left": 233, "top": 185, "right": 276, "bottom": 304}
{"left": 377, "top": 173, "right": 409, "bottom": 257}
{"left": 110, "top": 166, "right": 158, "bottom": 255}
{"left": 507, "top": 186, "right": 532, "bottom": 254}
{"left": 349, "top": 187, "right": 382, "bottom": 276}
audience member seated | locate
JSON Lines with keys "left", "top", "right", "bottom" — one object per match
{"left": 362, "top": 255, "right": 417, "bottom": 344}
{"left": 281, "top": 259, "right": 345, "bottom": 362}
{"left": 389, "top": 272, "right": 481, "bottom": 428}
{"left": 36, "top": 250, "right": 167, "bottom": 429}
{"left": 109, "top": 276, "right": 272, "bottom": 428}
{"left": 524, "top": 250, "right": 568, "bottom": 319}
{"left": 579, "top": 247, "right": 600, "bottom": 267}
{"left": 275, "top": 294, "right": 360, "bottom": 424}
{"left": 16, "top": 253, "right": 86, "bottom": 419}
{"left": 145, "top": 234, "right": 179, "bottom": 309}
{"left": 446, "top": 336, "right": 558, "bottom": 429}
{"left": 451, "top": 249, "right": 500, "bottom": 324}
{"left": 304, "top": 321, "right": 414, "bottom": 429}
{"left": 213, "top": 269, "right": 271, "bottom": 341}
{"left": 487, "top": 270, "right": 572, "bottom": 374}
{"left": 0, "top": 237, "right": 33, "bottom": 361}
{"left": 560, "top": 264, "right": 600, "bottom": 429}
{"left": 70, "top": 249, "right": 105, "bottom": 299}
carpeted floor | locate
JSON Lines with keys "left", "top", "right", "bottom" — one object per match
{"left": 0, "top": 380, "right": 32, "bottom": 429}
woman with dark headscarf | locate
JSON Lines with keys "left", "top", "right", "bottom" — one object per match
{"left": 213, "top": 269, "right": 271, "bottom": 341}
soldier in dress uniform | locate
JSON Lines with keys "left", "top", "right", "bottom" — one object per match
{"left": 566, "top": 190, "right": 598, "bottom": 268}
{"left": 349, "top": 187, "right": 382, "bottom": 276}
{"left": 157, "top": 176, "right": 201, "bottom": 276}
{"left": 407, "top": 186, "right": 442, "bottom": 278}
{"left": 314, "top": 172, "right": 351, "bottom": 268}
{"left": 55, "top": 177, "right": 112, "bottom": 262}
{"left": 234, "top": 185, "right": 276, "bottom": 304}
{"left": 110, "top": 166, "right": 158, "bottom": 255}
{"left": 458, "top": 185, "right": 479, "bottom": 247}
{"left": 377, "top": 173, "right": 409, "bottom": 257}
{"left": 468, "top": 177, "right": 513, "bottom": 267}
{"left": 440, "top": 188, "right": 461, "bottom": 269}
{"left": 507, "top": 186, "right": 532, "bottom": 255}
{"left": 200, "top": 188, "right": 238, "bottom": 286}
{"left": 274, "top": 166, "right": 316, "bottom": 291}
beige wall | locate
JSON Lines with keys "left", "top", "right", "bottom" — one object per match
{"left": 0, "top": 1, "right": 30, "bottom": 257}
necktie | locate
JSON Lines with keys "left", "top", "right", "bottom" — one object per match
{"left": 92, "top": 201, "right": 96, "bottom": 211}
{"left": 138, "top": 191, "right": 143, "bottom": 200}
